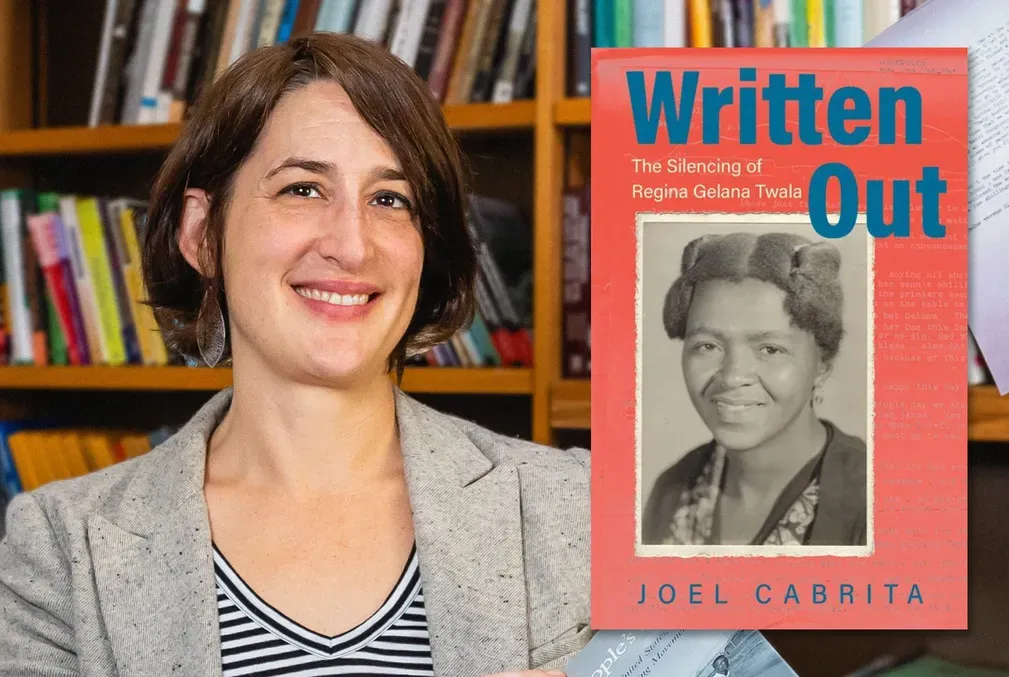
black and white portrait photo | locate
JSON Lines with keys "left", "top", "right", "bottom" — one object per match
{"left": 637, "top": 214, "right": 872, "bottom": 555}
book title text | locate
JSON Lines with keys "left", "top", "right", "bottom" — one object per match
{"left": 626, "top": 68, "right": 946, "bottom": 239}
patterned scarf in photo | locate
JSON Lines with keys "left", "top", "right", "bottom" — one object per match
{"left": 662, "top": 446, "right": 820, "bottom": 546}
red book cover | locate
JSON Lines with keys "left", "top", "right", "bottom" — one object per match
{"left": 26, "top": 214, "right": 88, "bottom": 366}
{"left": 590, "top": 48, "right": 968, "bottom": 629}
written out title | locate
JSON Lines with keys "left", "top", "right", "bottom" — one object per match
{"left": 626, "top": 68, "right": 946, "bottom": 239}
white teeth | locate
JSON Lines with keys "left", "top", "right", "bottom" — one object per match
{"left": 295, "top": 287, "right": 370, "bottom": 306}
{"left": 715, "top": 402, "right": 761, "bottom": 414}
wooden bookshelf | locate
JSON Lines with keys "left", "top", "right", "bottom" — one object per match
{"left": 550, "top": 378, "right": 591, "bottom": 429}
{"left": 443, "top": 101, "right": 536, "bottom": 131}
{"left": 0, "top": 365, "right": 533, "bottom": 394}
{"left": 0, "top": 123, "right": 183, "bottom": 157}
{"left": 0, "top": 102, "right": 536, "bottom": 158}
{"left": 555, "top": 97, "right": 591, "bottom": 126}
{"left": 0, "top": 2, "right": 546, "bottom": 433}
{"left": 964, "top": 385, "right": 1009, "bottom": 442}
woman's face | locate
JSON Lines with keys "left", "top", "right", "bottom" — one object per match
{"left": 681, "top": 278, "right": 826, "bottom": 451}
{"left": 196, "top": 80, "right": 424, "bottom": 386}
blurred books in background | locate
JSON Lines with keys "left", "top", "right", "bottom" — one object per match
{"left": 88, "top": 0, "right": 537, "bottom": 128}
{"left": 567, "top": 0, "right": 929, "bottom": 96}
{"left": 0, "top": 190, "right": 168, "bottom": 367}
{"left": 407, "top": 194, "right": 534, "bottom": 368}
{"left": 0, "top": 420, "right": 178, "bottom": 536}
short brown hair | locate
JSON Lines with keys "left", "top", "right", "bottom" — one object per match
{"left": 142, "top": 32, "right": 476, "bottom": 373}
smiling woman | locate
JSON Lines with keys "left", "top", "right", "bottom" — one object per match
{"left": 0, "top": 33, "right": 590, "bottom": 677}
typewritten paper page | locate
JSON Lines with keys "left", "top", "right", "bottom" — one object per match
{"left": 868, "top": 0, "right": 1009, "bottom": 393}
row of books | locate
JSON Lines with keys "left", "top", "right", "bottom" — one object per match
{"left": 0, "top": 420, "right": 179, "bottom": 535}
{"left": 0, "top": 190, "right": 169, "bottom": 367}
{"left": 409, "top": 194, "right": 534, "bottom": 368}
{"left": 89, "top": 0, "right": 537, "bottom": 128}
{"left": 568, "top": 0, "right": 929, "bottom": 96}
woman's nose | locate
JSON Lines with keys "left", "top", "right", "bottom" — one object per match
{"left": 317, "top": 200, "right": 371, "bottom": 270}
{"left": 718, "top": 347, "right": 757, "bottom": 388}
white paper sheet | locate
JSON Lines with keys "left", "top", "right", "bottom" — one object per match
{"left": 867, "top": 0, "right": 1009, "bottom": 393}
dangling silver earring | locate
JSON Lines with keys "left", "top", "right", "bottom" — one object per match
{"left": 813, "top": 385, "right": 824, "bottom": 407}
{"left": 196, "top": 289, "right": 226, "bottom": 367}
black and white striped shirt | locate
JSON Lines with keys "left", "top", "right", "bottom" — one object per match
{"left": 213, "top": 543, "right": 434, "bottom": 676}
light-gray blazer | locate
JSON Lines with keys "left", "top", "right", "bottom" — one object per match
{"left": 0, "top": 387, "right": 592, "bottom": 676}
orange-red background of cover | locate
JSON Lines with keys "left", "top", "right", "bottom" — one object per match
{"left": 590, "top": 47, "right": 969, "bottom": 630}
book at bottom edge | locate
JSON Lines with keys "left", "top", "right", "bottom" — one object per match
{"left": 564, "top": 629, "right": 798, "bottom": 677}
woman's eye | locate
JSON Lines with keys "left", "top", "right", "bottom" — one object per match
{"left": 761, "top": 345, "right": 785, "bottom": 356}
{"left": 283, "top": 183, "right": 321, "bottom": 199}
{"left": 693, "top": 342, "right": 718, "bottom": 353}
{"left": 372, "top": 192, "right": 413, "bottom": 211}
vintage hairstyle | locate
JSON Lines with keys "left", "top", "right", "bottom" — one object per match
{"left": 142, "top": 32, "right": 476, "bottom": 373}
{"left": 663, "top": 231, "right": 845, "bottom": 363}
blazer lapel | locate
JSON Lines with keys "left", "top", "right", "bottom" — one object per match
{"left": 89, "top": 389, "right": 231, "bottom": 677}
{"left": 395, "top": 390, "right": 530, "bottom": 677}
{"left": 88, "top": 505, "right": 220, "bottom": 677}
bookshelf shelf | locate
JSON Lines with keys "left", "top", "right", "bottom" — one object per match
{"left": 964, "top": 385, "right": 1009, "bottom": 442}
{"left": 551, "top": 378, "right": 591, "bottom": 429}
{"left": 0, "top": 366, "right": 533, "bottom": 395}
{"left": 0, "top": 102, "right": 537, "bottom": 158}
{"left": 443, "top": 101, "right": 536, "bottom": 131}
{"left": 555, "top": 98, "right": 590, "bottom": 126}
{"left": 550, "top": 380, "right": 1009, "bottom": 442}
{"left": 401, "top": 367, "right": 532, "bottom": 394}
{"left": 0, "top": 123, "right": 182, "bottom": 157}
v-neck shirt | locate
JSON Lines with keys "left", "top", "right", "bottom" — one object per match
{"left": 213, "top": 543, "right": 433, "bottom": 676}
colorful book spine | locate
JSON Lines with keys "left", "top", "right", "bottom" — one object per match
{"left": 0, "top": 191, "right": 33, "bottom": 364}
{"left": 806, "top": 0, "right": 827, "bottom": 46}
{"left": 118, "top": 203, "right": 169, "bottom": 365}
{"left": 594, "top": 0, "right": 615, "bottom": 47}
{"left": 75, "top": 198, "right": 126, "bottom": 365}
{"left": 833, "top": 0, "right": 863, "bottom": 45}
{"left": 26, "top": 214, "right": 90, "bottom": 366}
{"left": 60, "top": 196, "right": 106, "bottom": 365}
{"left": 753, "top": 0, "right": 776, "bottom": 46}
{"left": 789, "top": 0, "right": 808, "bottom": 45}
{"left": 772, "top": 0, "right": 791, "bottom": 45}
{"left": 101, "top": 199, "right": 143, "bottom": 364}
{"left": 275, "top": 0, "right": 303, "bottom": 43}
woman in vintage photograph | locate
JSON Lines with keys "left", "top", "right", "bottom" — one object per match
{"left": 710, "top": 654, "right": 731, "bottom": 676}
{"left": 643, "top": 231, "right": 867, "bottom": 547}
{"left": 0, "top": 33, "right": 589, "bottom": 677}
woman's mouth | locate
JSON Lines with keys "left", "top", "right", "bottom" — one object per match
{"left": 714, "top": 401, "right": 763, "bottom": 415}
{"left": 290, "top": 283, "right": 381, "bottom": 320}
{"left": 710, "top": 396, "right": 767, "bottom": 422}
{"left": 293, "top": 287, "right": 374, "bottom": 306}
